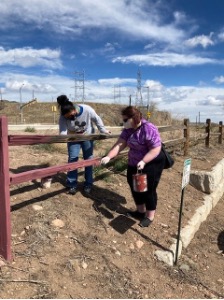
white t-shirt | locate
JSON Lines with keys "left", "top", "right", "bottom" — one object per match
{"left": 59, "top": 104, "right": 107, "bottom": 135}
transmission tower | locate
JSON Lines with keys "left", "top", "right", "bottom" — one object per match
{"left": 113, "top": 85, "right": 121, "bottom": 104}
{"left": 135, "top": 69, "right": 143, "bottom": 107}
{"left": 74, "top": 70, "right": 85, "bottom": 103}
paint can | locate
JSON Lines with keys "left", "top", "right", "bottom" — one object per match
{"left": 132, "top": 170, "right": 147, "bottom": 192}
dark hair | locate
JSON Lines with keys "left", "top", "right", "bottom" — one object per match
{"left": 121, "top": 106, "right": 142, "bottom": 125}
{"left": 57, "top": 94, "right": 75, "bottom": 116}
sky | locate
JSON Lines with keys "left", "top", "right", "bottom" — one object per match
{"left": 0, "top": 0, "right": 224, "bottom": 123}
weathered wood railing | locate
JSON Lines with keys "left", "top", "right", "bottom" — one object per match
{"left": 0, "top": 116, "right": 223, "bottom": 261}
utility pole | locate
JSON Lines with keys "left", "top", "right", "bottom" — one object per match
{"left": 135, "top": 69, "right": 143, "bottom": 108}
{"left": 19, "top": 84, "right": 24, "bottom": 123}
{"left": 145, "top": 86, "right": 150, "bottom": 120}
{"left": 114, "top": 85, "right": 121, "bottom": 104}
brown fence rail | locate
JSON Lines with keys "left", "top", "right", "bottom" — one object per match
{"left": 0, "top": 116, "right": 223, "bottom": 261}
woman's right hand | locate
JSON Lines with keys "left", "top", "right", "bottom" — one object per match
{"left": 101, "top": 156, "right": 111, "bottom": 165}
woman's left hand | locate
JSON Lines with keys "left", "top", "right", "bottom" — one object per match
{"left": 101, "top": 156, "right": 111, "bottom": 165}
{"left": 137, "top": 160, "right": 145, "bottom": 170}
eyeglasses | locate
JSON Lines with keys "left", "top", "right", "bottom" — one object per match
{"left": 65, "top": 114, "right": 76, "bottom": 120}
{"left": 123, "top": 118, "right": 129, "bottom": 123}
{"left": 64, "top": 112, "right": 76, "bottom": 120}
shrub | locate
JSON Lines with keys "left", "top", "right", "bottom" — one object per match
{"left": 33, "top": 143, "right": 58, "bottom": 152}
{"left": 24, "top": 126, "right": 36, "bottom": 132}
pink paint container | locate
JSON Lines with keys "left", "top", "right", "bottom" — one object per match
{"left": 132, "top": 170, "right": 148, "bottom": 192}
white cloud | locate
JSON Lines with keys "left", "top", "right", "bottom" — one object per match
{"left": 213, "top": 76, "right": 224, "bottom": 84}
{"left": 1, "top": 70, "right": 224, "bottom": 123}
{"left": 157, "top": 86, "right": 224, "bottom": 122}
{"left": 184, "top": 33, "right": 214, "bottom": 48}
{"left": 173, "top": 11, "right": 188, "bottom": 25}
{"left": 218, "top": 31, "right": 224, "bottom": 41}
{"left": 94, "top": 42, "right": 121, "bottom": 56}
{"left": 200, "top": 96, "right": 224, "bottom": 106}
{"left": 103, "top": 42, "right": 120, "bottom": 53}
{"left": 0, "top": 47, "right": 62, "bottom": 69}
{"left": 112, "top": 52, "right": 222, "bottom": 67}
{"left": 0, "top": 0, "right": 185, "bottom": 43}
{"left": 198, "top": 81, "right": 207, "bottom": 86}
{"left": 144, "top": 80, "right": 163, "bottom": 91}
{"left": 0, "top": 72, "right": 73, "bottom": 103}
{"left": 98, "top": 78, "right": 136, "bottom": 86}
{"left": 144, "top": 43, "right": 156, "bottom": 50}
{"left": 5, "top": 79, "right": 57, "bottom": 94}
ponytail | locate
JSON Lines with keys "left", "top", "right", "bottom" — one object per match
{"left": 57, "top": 94, "right": 75, "bottom": 116}
{"left": 57, "top": 94, "right": 69, "bottom": 107}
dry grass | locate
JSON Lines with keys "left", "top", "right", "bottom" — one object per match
{"left": 0, "top": 100, "right": 178, "bottom": 126}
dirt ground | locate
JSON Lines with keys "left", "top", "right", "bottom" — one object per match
{"left": 0, "top": 129, "right": 224, "bottom": 299}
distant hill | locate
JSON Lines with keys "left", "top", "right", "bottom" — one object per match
{"left": 0, "top": 100, "right": 175, "bottom": 126}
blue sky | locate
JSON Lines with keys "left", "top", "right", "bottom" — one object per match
{"left": 0, "top": 0, "right": 224, "bottom": 123}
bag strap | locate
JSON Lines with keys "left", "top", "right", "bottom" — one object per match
{"left": 127, "top": 123, "right": 143, "bottom": 139}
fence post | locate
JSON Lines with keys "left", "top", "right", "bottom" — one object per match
{"left": 183, "top": 119, "right": 189, "bottom": 156}
{"left": 218, "top": 121, "right": 223, "bottom": 144}
{"left": 0, "top": 116, "right": 12, "bottom": 261}
{"left": 205, "top": 119, "right": 211, "bottom": 147}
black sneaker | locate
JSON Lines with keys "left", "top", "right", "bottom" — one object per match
{"left": 139, "top": 217, "right": 153, "bottom": 227}
{"left": 126, "top": 210, "right": 145, "bottom": 220}
{"left": 67, "top": 187, "right": 77, "bottom": 195}
{"left": 83, "top": 186, "right": 92, "bottom": 194}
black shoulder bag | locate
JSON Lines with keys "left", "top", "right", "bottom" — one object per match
{"left": 162, "top": 143, "right": 174, "bottom": 169}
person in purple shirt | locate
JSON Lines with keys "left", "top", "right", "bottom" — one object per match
{"left": 101, "top": 106, "right": 166, "bottom": 227}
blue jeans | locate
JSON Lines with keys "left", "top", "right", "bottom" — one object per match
{"left": 66, "top": 141, "right": 94, "bottom": 188}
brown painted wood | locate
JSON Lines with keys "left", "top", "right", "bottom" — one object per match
{"left": 0, "top": 117, "right": 12, "bottom": 261}
{"left": 158, "top": 125, "right": 185, "bottom": 132}
{"left": 8, "top": 134, "right": 119, "bottom": 146}
{"left": 164, "top": 138, "right": 186, "bottom": 148}
{"left": 205, "top": 119, "right": 211, "bottom": 147}
{"left": 10, "top": 157, "right": 101, "bottom": 185}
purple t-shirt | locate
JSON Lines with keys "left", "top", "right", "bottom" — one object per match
{"left": 120, "top": 119, "right": 161, "bottom": 166}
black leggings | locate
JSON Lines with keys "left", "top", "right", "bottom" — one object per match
{"left": 127, "top": 150, "right": 165, "bottom": 211}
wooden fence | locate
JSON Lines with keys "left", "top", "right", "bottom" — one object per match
{"left": 0, "top": 116, "right": 223, "bottom": 261}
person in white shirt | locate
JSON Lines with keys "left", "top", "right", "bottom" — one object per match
{"left": 57, "top": 95, "right": 110, "bottom": 195}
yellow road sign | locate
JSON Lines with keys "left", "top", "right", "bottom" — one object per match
{"left": 52, "top": 105, "right": 57, "bottom": 112}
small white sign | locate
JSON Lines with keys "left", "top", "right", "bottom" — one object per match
{"left": 182, "top": 158, "right": 191, "bottom": 189}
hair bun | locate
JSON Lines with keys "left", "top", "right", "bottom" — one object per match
{"left": 57, "top": 95, "right": 69, "bottom": 106}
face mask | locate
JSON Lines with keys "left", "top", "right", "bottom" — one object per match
{"left": 69, "top": 114, "right": 76, "bottom": 121}
{"left": 123, "top": 119, "right": 132, "bottom": 129}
